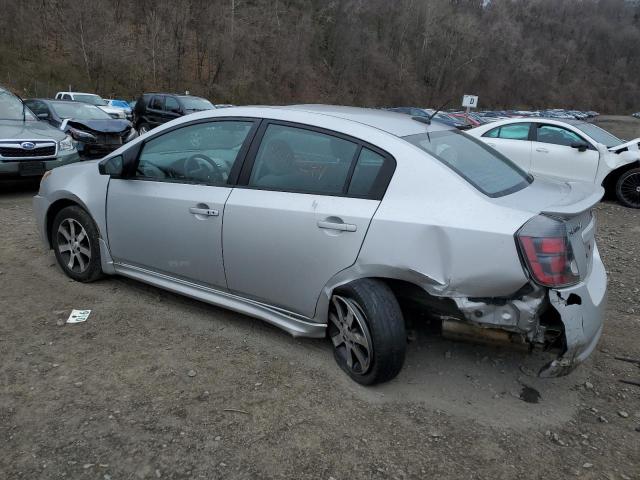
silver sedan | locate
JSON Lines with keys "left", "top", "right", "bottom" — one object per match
{"left": 33, "top": 105, "right": 607, "bottom": 384}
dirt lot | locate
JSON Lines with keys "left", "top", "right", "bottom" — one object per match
{"left": 1, "top": 116, "right": 639, "bottom": 480}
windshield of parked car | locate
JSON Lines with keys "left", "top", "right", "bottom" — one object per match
{"left": 403, "top": 130, "right": 532, "bottom": 197}
{"left": 178, "top": 96, "right": 214, "bottom": 111}
{"left": 51, "top": 102, "right": 112, "bottom": 120}
{"left": 573, "top": 122, "right": 623, "bottom": 148}
{"left": 73, "top": 94, "right": 108, "bottom": 106}
{"left": 0, "top": 90, "right": 36, "bottom": 120}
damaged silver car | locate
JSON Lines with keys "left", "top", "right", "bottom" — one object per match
{"left": 33, "top": 105, "right": 607, "bottom": 384}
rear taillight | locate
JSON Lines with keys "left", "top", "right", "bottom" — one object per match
{"left": 516, "top": 215, "right": 580, "bottom": 288}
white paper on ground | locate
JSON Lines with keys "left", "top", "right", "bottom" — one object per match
{"left": 66, "top": 309, "right": 91, "bottom": 324}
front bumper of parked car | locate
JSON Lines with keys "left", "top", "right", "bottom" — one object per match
{"left": 0, "top": 149, "right": 80, "bottom": 178}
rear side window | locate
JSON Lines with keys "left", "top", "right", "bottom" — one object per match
{"left": 248, "top": 124, "right": 358, "bottom": 195}
{"left": 348, "top": 148, "right": 386, "bottom": 197}
{"left": 483, "top": 123, "right": 530, "bottom": 140}
{"left": 404, "top": 130, "right": 532, "bottom": 197}
{"left": 62, "top": 94, "right": 72, "bottom": 100}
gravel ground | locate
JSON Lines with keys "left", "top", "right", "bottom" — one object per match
{"left": 0, "top": 117, "right": 639, "bottom": 479}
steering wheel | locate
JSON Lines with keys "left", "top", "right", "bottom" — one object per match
{"left": 184, "top": 154, "right": 225, "bottom": 183}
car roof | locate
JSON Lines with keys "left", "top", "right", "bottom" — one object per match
{"left": 281, "top": 104, "right": 450, "bottom": 137}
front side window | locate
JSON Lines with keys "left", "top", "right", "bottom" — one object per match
{"left": 483, "top": 123, "right": 530, "bottom": 140}
{"left": 149, "top": 96, "right": 164, "bottom": 110}
{"left": 136, "top": 121, "right": 254, "bottom": 185}
{"left": 536, "top": 124, "right": 586, "bottom": 147}
{"left": 249, "top": 124, "right": 358, "bottom": 195}
{"left": 164, "top": 96, "right": 180, "bottom": 112}
{"left": 404, "top": 130, "right": 532, "bottom": 197}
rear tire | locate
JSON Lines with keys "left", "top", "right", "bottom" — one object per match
{"left": 615, "top": 167, "right": 640, "bottom": 209}
{"left": 51, "top": 206, "right": 103, "bottom": 283}
{"left": 328, "top": 279, "right": 406, "bottom": 385}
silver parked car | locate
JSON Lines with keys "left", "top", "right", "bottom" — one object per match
{"left": 33, "top": 106, "right": 607, "bottom": 384}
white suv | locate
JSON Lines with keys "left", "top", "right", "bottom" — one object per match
{"left": 54, "top": 92, "right": 126, "bottom": 119}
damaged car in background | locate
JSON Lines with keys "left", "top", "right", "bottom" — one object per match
{"left": 468, "top": 118, "right": 640, "bottom": 208}
{"left": 25, "top": 99, "right": 137, "bottom": 159}
{"left": 33, "top": 106, "right": 607, "bottom": 384}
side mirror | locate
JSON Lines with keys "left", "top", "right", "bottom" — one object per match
{"left": 170, "top": 107, "right": 182, "bottom": 114}
{"left": 98, "top": 141, "right": 143, "bottom": 177}
{"left": 571, "top": 142, "right": 589, "bottom": 152}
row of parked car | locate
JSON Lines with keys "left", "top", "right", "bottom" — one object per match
{"left": 0, "top": 87, "right": 221, "bottom": 180}
{"left": 388, "top": 107, "right": 600, "bottom": 130}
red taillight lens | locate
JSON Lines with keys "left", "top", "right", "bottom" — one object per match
{"left": 517, "top": 216, "right": 580, "bottom": 288}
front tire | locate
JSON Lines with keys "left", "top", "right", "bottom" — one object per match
{"left": 328, "top": 279, "right": 406, "bottom": 385}
{"left": 138, "top": 123, "right": 151, "bottom": 135}
{"left": 51, "top": 206, "right": 103, "bottom": 282}
{"left": 615, "top": 167, "right": 640, "bottom": 208}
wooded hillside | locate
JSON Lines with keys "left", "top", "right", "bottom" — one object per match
{"left": 1, "top": 0, "right": 639, "bottom": 111}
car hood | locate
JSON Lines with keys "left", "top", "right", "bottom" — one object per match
{"left": 492, "top": 177, "right": 604, "bottom": 216}
{"left": 65, "top": 118, "right": 131, "bottom": 133}
{"left": 0, "top": 119, "right": 67, "bottom": 141}
{"left": 97, "top": 105, "right": 125, "bottom": 115}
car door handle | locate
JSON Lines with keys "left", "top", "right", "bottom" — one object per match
{"left": 536, "top": 147, "right": 549, "bottom": 153}
{"left": 317, "top": 220, "right": 357, "bottom": 232}
{"left": 189, "top": 207, "right": 219, "bottom": 217}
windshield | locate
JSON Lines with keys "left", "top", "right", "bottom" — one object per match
{"left": 0, "top": 90, "right": 36, "bottom": 120}
{"left": 51, "top": 102, "right": 112, "bottom": 120}
{"left": 178, "top": 96, "right": 214, "bottom": 111}
{"left": 574, "top": 122, "right": 623, "bottom": 148}
{"left": 403, "top": 130, "right": 532, "bottom": 197}
{"left": 73, "top": 94, "right": 108, "bottom": 106}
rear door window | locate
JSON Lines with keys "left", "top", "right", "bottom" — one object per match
{"left": 248, "top": 124, "right": 358, "bottom": 195}
{"left": 483, "top": 123, "right": 531, "bottom": 140}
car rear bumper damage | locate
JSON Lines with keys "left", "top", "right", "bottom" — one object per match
{"left": 445, "top": 245, "right": 606, "bottom": 377}
{"left": 539, "top": 244, "right": 607, "bottom": 377}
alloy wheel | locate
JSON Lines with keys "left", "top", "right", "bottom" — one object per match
{"left": 620, "top": 171, "right": 640, "bottom": 208}
{"left": 56, "top": 218, "right": 92, "bottom": 273}
{"left": 328, "top": 295, "right": 373, "bottom": 375}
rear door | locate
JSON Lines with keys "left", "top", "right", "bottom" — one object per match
{"left": 222, "top": 122, "right": 395, "bottom": 318}
{"left": 530, "top": 123, "right": 599, "bottom": 182}
{"left": 481, "top": 122, "right": 533, "bottom": 171}
{"left": 106, "top": 119, "right": 257, "bottom": 288}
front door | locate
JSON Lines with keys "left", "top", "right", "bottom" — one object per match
{"left": 106, "top": 119, "right": 257, "bottom": 288}
{"left": 530, "top": 123, "right": 599, "bottom": 182}
{"left": 223, "top": 123, "right": 394, "bottom": 318}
